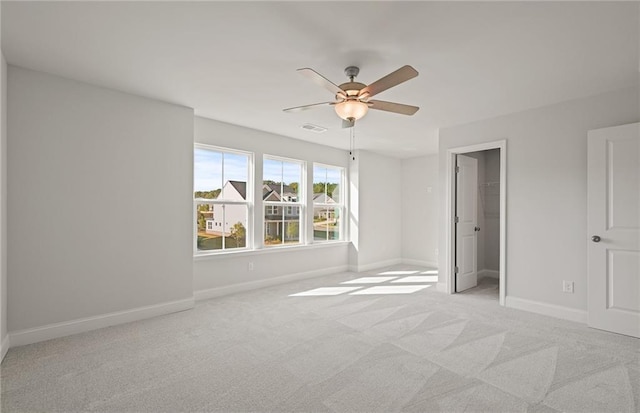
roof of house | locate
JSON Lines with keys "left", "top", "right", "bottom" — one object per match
{"left": 313, "top": 193, "right": 336, "bottom": 203}
{"left": 262, "top": 183, "right": 296, "bottom": 201}
{"left": 228, "top": 180, "right": 246, "bottom": 200}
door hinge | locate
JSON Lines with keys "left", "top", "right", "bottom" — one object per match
{"left": 455, "top": 166, "right": 460, "bottom": 173}
{"left": 454, "top": 216, "right": 459, "bottom": 223}
{"left": 454, "top": 266, "right": 459, "bottom": 274}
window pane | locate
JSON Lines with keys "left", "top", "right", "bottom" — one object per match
{"left": 284, "top": 218, "right": 301, "bottom": 244}
{"left": 263, "top": 158, "right": 282, "bottom": 202}
{"left": 313, "top": 207, "right": 341, "bottom": 241}
{"left": 223, "top": 205, "right": 248, "bottom": 250}
{"left": 264, "top": 205, "right": 300, "bottom": 246}
{"left": 194, "top": 146, "right": 252, "bottom": 254}
{"left": 282, "top": 161, "right": 301, "bottom": 202}
{"left": 264, "top": 203, "right": 282, "bottom": 245}
{"left": 220, "top": 153, "right": 249, "bottom": 201}
{"left": 197, "top": 203, "right": 248, "bottom": 251}
{"left": 326, "top": 167, "right": 341, "bottom": 204}
{"left": 313, "top": 165, "right": 341, "bottom": 205}
{"left": 263, "top": 157, "right": 302, "bottom": 203}
{"left": 196, "top": 202, "right": 222, "bottom": 251}
{"left": 194, "top": 149, "right": 222, "bottom": 199}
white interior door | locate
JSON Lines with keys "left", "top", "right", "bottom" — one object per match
{"left": 587, "top": 123, "right": 640, "bottom": 338}
{"left": 456, "top": 154, "right": 478, "bottom": 292}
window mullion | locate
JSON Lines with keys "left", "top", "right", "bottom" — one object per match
{"left": 221, "top": 204, "right": 226, "bottom": 250}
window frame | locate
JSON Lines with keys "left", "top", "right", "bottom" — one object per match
{"left": 193, "top": 144, "right": 254, "bottom": 255}
{"left": 312, "top": 162, "right": 345, "bottom": 243}
{"left": 263, "top": 155, "right": 306, "bottom": 248}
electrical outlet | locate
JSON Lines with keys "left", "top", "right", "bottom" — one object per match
{"left": 562, "top": 280, "right": 574, "bottom": 293}
{"left": 435, "top": 248, "right": 439, "bottom": 256}
{"left": 248, "top": 262, "right": 254, "bottom": 271}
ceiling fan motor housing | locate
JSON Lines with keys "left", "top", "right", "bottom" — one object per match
{"left": 338, "top": 82, "right": 366, "bottom": 98}
{"left": 344, "top": 66, "right": 360, "bottom": 80}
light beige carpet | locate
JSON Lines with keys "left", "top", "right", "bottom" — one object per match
{"left": 1, "top": 266, "right": 638, "bottom": 412}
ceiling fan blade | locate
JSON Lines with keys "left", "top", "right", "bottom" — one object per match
{"left": 360, "top": 65, "right": 418, "bottom": 99}
{"left": 368, "top": 100, "right": 419, "bottom": 116}
{"left": 297, "top": 68, "right": 344, "bottom": 95}
{"left": 342, "top": 118, "right": 355, "bottom": 128}
{"left": 283, "top": 101, "right": 334, "bottom": 113}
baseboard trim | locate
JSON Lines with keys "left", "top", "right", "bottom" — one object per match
{"left": 1, "top": 335, "right": 9, "bottom": 363}
{"left": 9, "top": 297, "right": 195, "bottom": 348}
{"left": 354, "top": 258, "right": 403, "bottom": 273}
{"left": 401, "top": 258, "right": 438, "bottom": 268}
{"left": 195, "top": 265, "right": 349, "bottom": 301}
{"left": 478, "top": 269, "right": 499, "bottom": 279}
{"left": 505, "top": 296, "right": 587, "bottom": 324}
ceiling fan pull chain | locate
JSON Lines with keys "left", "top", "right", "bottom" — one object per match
{"left": 350, "top": 125, "right": 356, "bottom": 161}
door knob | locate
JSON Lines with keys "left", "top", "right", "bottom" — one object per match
{"left": 474, "top": 226, "right": 481, "bottom": 232}
{"left": 592, "top": 235, "right": 601, "bottom": 243}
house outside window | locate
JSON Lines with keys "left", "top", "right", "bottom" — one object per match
{"left": 263, "top": 156, "right": 304, "bottom": 246}
{"left": 286, "top": 206, "right": 298, "bottom": 216}
{"left": 313, "top": 163, "right": 344, "bottom": 242}
{"left": 194, "top": 145, "right": 252, "bottom": 252}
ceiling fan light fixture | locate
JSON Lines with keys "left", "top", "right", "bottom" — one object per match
{"left": 334, "top": 100, "right": 368, "bottom": 121}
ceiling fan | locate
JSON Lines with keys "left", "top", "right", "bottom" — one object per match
{"left": 283, "top": 65, "right": 420, "bottom": 128}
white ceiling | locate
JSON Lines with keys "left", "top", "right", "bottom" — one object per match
{"left": 2, "top": 1, "right": 638, "bottom": 158}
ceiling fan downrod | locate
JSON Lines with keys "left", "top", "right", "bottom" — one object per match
{"left": 344, "top": 66, "right": 360, "bottom": 82}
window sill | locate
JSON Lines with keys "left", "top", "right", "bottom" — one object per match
{"left": 193, "top": 240, "right": 351, "bottom": 261}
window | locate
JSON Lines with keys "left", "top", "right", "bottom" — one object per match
{"left": 313, "top": 164, "right": 344, "bottom": 242}
{"left": 266, "top": 205, "right": 278, "bottom": 215}
{"left": 286, "top": 206, "right": 298, "bottom": 216}
{"left": 194, "top": 144, "right": 346, "bottom": 255}
{"left": 263, "top": 156, "right": 304, "bottom": 246}
{"left": 194, "top": 145, "right": 251, "bottom": 252}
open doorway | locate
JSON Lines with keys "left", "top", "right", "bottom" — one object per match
{"left": 445, "top": 140, "right": 506, "bottom": 305}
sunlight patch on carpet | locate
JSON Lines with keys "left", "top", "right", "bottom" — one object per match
{"left": 378, "top": 270, "right": 420, "bottom": 276}
{"left": 392, "top": 276, "right": 438, "bottom": 283}
{"left": 342, "top": 277, "right": 398, "bottom": 284}
{"left": 289, "top": 287, "right": 361, "bottom": 296}
{"left": 349, "top": 285, "right": 431, "bottom": 295}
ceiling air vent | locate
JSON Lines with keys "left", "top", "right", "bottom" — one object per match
{"left": 301, "top": 123, "right": 327, "bottom": 133}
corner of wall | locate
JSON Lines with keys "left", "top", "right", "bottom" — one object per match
{"left": 0, "top": 5, "right": 7, "bottom": 361}
{"left": 355, "top": 150, "right": 403, "bottom": 268}
{"left": 1, "top": 334, "right": 8, "bottom": 362}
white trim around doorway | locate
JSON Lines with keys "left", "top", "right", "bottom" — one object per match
{"left": 445, "top": 140, "right": 507, "bottom": 305}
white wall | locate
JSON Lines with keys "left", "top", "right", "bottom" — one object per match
{"left": 353, "top": 150, "right": 402, "bottom": 270}
{"left": 348, "top": 151, "right": 360, "bottom": 270}
{"left": 401, "top": 155, "right": 438, "bottom": 267}
{"left": 0, "top": 2, "right": 7, "bottom": 360}
{"left": 193, "top": 117, "right": 351, "bottom": 296}
{"left": 7, "top": 67, "right": 195, "bottom": 335}
{"left": 439, "top": 87, "right": 640, "bottom": 312}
